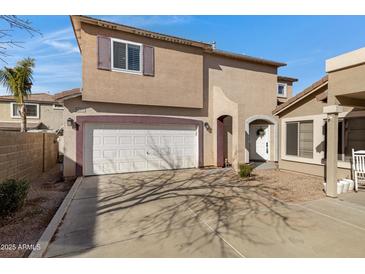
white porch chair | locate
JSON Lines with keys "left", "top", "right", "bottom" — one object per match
{"left": 352, "top": 149, "right": 365, "bottom": 191}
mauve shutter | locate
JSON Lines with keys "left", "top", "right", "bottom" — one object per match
{"left": 143, "top": 45, "right": 154, "bottom": 76}
{"left": 97, "top": 36, "right": 111, "bottom": 70}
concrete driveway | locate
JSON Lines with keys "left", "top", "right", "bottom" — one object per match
{"left": 44, "top": 168, "right": 365, "bottom": 257}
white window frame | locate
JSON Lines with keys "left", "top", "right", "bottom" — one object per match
{"left": 277, "top": 83, "right": 287, "bottom": 98}
{"left": 111, "top": 38, "right": 143, "bottom": 75}
{"left": 53, "top": 103, "right": 64, "bottom": 110}
{"left": 10, "top": 102, "right": 39, "bottom": 119}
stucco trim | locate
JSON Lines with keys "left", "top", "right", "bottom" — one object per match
{"left": 245, "top": 115, "right": 278, "bottom": 163}
{"left": 75, "top": 115, "right": 204, "bottom": 176}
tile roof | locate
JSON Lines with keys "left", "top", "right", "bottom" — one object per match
{"left": 211, "top": 49, "right": 286, "bottom": 67}
{"left": 0, "top": 93, "right": 55, "bottom": 103}
{"left": 54, "top": 88, "right": 81, "bottom": 101}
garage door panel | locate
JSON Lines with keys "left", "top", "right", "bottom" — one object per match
{"left": 173, "top": 136, "right": 184, "bottom": 145}
{"left": 147, "top": 136, "right": 159, "bottom": 145}
{"left": 134, "top": 136, "right": 146, "bottom": 145}
{"left": 84, "top": 123, "right": 198, "bottom": 176}
{"left": 133, "top": 161, "right": 147, "bottom": 171}
{"left": 184, "top": 157, "right": 195, "bottom": 167}
{"left": 119, "top": 136, "right": 133, "bottom": 145}
{"left": 119, "top": 149, "right": 133, "bottom": 158}
{"left": 118, "top": 162, "right": 131, "bottom": 172}
{"left": 103, "top": 136, "right": 117, "bottom": 145}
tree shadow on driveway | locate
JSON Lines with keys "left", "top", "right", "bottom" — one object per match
{"left": 79, "top": 167, "right": 309, "bottom": 257}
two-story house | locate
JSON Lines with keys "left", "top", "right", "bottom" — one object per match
{"left": 0, "top": 93, "right": 64, "bottom": 131}
{"left": 60, "top": 15, "right": 295, "bottom": 178}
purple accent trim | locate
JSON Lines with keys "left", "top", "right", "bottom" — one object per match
{"left": 217, "top": 118, "right": 224, "bottom": 167}
{"left": 75, "top": 115, "right": 204, "bottom": 176}
{"left": 143, "top": 45, "right": 154, "bottom": 76}
{"left": 97, "top": 36, "right": 111, "bottom": 70}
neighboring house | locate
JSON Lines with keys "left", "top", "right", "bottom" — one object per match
{"left": 277, "top": 76, "right": 298, "bottom": 105}
{"left": 59, "top": 15, "right": 297, "bottom": 178}
{"left": 273, "top": 47, "right": 365, "bottom": 197}
{"left": 0, "top": 93, "right": 64, "bottom": 131}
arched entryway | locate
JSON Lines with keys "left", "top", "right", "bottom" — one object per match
{"left": 217, "top": 115, "right": 233, "bottom": 167}
{"left": 245, "top": 115, "right": 278, "bottom": 163}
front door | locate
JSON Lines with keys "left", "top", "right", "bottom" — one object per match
{"left": 249, "top": 124, "right": 270, "bottom": 161}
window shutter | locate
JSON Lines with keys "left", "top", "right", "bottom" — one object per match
{"left": 97, "top": 36, "right": 111, "bottom": 70}
{"left": 143, "top": 45, "right": 154, "bottom": 76}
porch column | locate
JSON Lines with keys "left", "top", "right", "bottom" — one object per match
{"left": 323, "top": 105, "right": 343, "bottom": 197}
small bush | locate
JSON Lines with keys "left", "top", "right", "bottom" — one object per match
{"left": 239, "top": 164, "right": 254, "bottom": 178}
{"left": 0, "top": 179, "right": 29, "bottom": 217}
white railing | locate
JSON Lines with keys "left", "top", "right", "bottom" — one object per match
{"left": 352, "top": 149, "right": 365, "bottom": 191}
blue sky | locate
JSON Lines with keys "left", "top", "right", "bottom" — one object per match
{"left": 1, "top": 15, "right": 365, "bottom": 95}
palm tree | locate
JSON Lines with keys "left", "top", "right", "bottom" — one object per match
{"left": 0, "top": 58, "right": 35, "bottom": 132}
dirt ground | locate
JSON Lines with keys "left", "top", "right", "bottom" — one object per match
{"left": 249, "top": 168, "right": 326, "bottom": 203}
{"left": 0, "top": 164, "right": 73, "bottom": 258}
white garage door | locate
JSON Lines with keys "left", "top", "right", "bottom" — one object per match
{"left": 84, "top": 123, "right": 198, "bottom": 175}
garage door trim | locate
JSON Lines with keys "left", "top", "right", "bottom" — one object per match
{"left": 75, "top": 115, "right": 204, "bottom": 176}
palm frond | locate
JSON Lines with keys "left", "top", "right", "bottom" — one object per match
{"left": 0, "top": 57, "right": 35, "bottom": 103}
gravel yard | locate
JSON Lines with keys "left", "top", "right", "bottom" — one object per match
{"left": 249, "top": 168, "right": 326, "bottom": 203}
{"left": 0, "top": 164, "right": 73, "bottom": 258}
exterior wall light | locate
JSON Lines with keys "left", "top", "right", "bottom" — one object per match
{"left": 204, "top": 122, "right": 211, "bottom": 131}
{"left": 67, "top": 118, "right": 79, "bottom": 130}
{"left": 67, "top": 118, "right": 74, "bottom": 127}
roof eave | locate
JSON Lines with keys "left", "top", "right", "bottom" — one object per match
{"left": 72, "top": 15, "right": 212, "bottom": 50}
{"left": 273, "top": 76, "right": 328, "bottom": 115}
{"left": 211, "top": 50, "right": 286, "bottom": 67}
{"left": 278, "top": 75, "right": 299, "bottom": 83}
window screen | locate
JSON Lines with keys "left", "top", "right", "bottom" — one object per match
{"left": 12, "top": 104, "right": 38, "bottom": 117}
{"left": 112, "top": 40, "right": 141, "bottom": 72}
{"left": 127, "top": 44, "right": 141, "bottom": 71}
{"left": 113, "top": 41, "right": 126, "bottom": 70}
{"left": 277, "top": 84, "right": 286, "bottom": 96}
{"left": 286, "top": 121, "right": 313, "bottom": 158}
{"left": 299, "top": 121, "right": 313, "bottom": 158}
{"left": 286, "top": 122, "right": 298, "bottom": 156}
{"left": 346, "top": 118, "right": 365, "bottom": 156}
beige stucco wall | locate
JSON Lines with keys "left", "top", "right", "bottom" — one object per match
{"left": 328, "top": 63, "right": 365, "bottom": 105}
{"left": 62, "top": 96, "right": 214, "bottom": 177}
{"left": 206, "top": 54, "right": 278, "bottom": 167}
{"left": 63, "top": 49, "right": 279, "bottom": 177}
{"left": 278, "top": 80, "right": 293, "bottom": 99}
{"left": 278, "top": 85, "right": 328, "bottom": 118}
{"left": 80, "top": 23, "right": 204, "bottom": 109}
{"left": 276, "top": 83, "right": 363, "bottom": 180}
{"left": 279, "top": 159, "right": 351, "bottom": 179}
{"left": 0, "top": 101, "right": 63, "bottom": 130}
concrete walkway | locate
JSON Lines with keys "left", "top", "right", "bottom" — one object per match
{"left": 44, "top": 168, "right": 365, "bottom": 257}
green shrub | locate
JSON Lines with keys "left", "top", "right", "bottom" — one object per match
{"left": 239, "top": 164, "right": 254, "bottom": 178}
{"left": 0, "top": 179, "right": 29, "bottom": 216}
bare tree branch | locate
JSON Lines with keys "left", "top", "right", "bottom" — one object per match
{"left": 0, "top": 16, "right": 41, "bottom": 63}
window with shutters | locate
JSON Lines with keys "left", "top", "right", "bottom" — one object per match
{"left": 286, "top": 120, "right": 313, "bottom": 158}
{"left": 111, "top": 38, "right": 142, "bottom": 74}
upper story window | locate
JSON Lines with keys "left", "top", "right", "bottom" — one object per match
{"left": 11, "top": 102, "right": 39, "bottom": 119}
{"left": 111, "top": 38, "right": 142, "bottom": 74}
{"left": 277, "top": 83, "right": 287, "bottom": 97}
{"left": 53, "top": 103, "right": 64, "bottom": 110}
